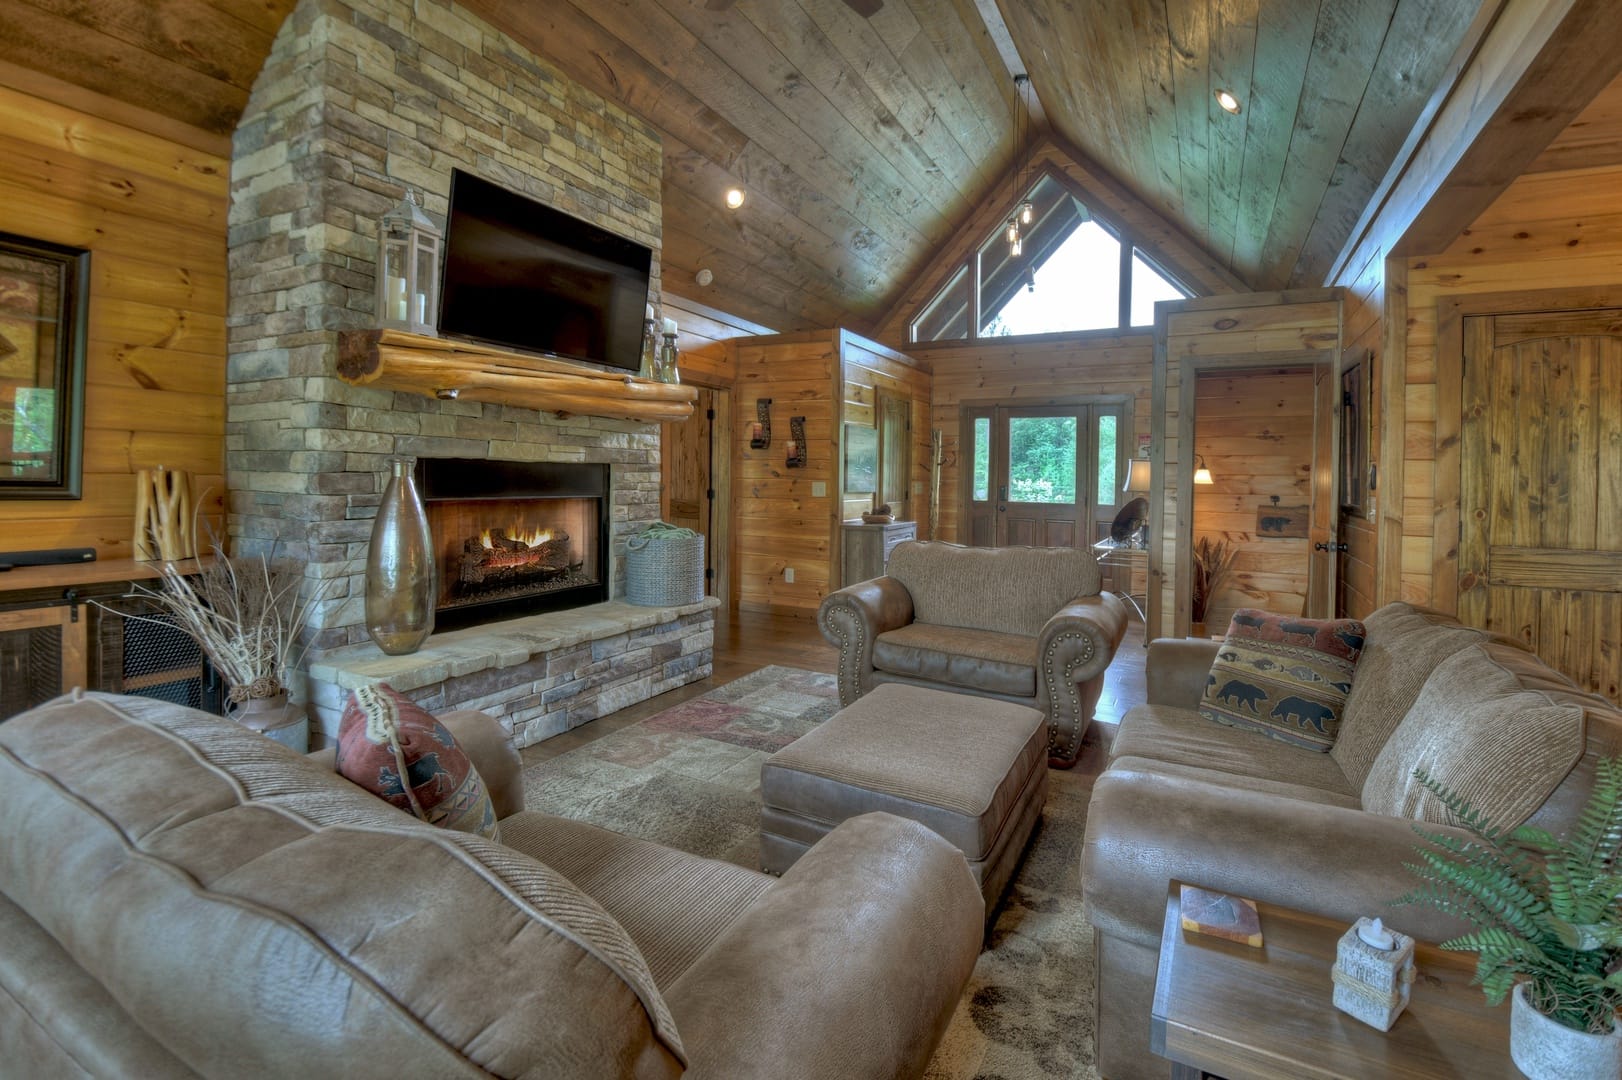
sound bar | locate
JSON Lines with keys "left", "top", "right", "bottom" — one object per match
{"left": 0, "top": 547, "right": 97, "bottom": 571}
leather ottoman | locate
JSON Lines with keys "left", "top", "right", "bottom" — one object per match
{"left": 760, "top": 683, "right": 1048, "bottom": 917}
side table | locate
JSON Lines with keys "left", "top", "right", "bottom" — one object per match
{"left": 1090, "top": 538, "right": 1147, "bottom": 642}
{"left": 1152, "top": 881, "right": 1514, "bottom": 1079}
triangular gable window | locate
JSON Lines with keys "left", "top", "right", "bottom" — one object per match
{"left": 911, "top": 172, "right": 1193, "bottom": 343}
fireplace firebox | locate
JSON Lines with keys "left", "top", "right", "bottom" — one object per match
{"left": 416, "top": 458, "right": 609, "bottom": 631}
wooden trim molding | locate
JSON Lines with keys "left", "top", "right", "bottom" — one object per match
{"left": 336, "top": 330, "right": 697, "bottom": 423}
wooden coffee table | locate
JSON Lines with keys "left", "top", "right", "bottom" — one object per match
{"left": 1152, "top": 882, "right": 1516, "bottom": 1079}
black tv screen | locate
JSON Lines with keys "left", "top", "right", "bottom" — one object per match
{"left": 438, "top": 169, "right": 652, "bottom": 372}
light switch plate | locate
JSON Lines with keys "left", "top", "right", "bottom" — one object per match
{"left": 811, "top": 481, "right": 826, "bottom": 497}
{"left": 783, "top": 567, "right": 795, "bottom": 583}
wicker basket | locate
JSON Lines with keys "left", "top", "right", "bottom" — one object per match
{"left": 626, "top": 528, "right": 705, "bottom": 606}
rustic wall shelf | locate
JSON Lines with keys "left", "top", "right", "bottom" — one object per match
{"left": 336, "top": 330, "right": 697, "bottom": 423}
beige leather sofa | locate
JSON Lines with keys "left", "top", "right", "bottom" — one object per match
{"left": 0, "top": 691, "right": 984, "bottom": 1078}
{"left": 818, "top": 541, "right": 1128, "bottom": 767}
{"left": 1081, "top": 602, "right": 1622, "bottom": 1079}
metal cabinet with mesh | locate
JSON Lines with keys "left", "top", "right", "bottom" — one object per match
{"left": 0, "top": 571, "right": 223, "bottom": 722}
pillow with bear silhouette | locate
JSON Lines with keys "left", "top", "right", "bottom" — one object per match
{"left": 336, "top": 683, "right": 499, "bottom": 839}
{"left": 1198, "top": 609, "right": 1366, "bottom": 752}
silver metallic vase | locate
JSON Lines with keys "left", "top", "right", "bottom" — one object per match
{"left": 365, "top": 455, "right": 435, "bottom": 655}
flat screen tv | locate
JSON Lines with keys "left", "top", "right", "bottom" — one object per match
{"left": 438, "top": 169, "right": 653, "bottom": 372}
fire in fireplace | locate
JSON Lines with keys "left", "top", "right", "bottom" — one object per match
{"left": 417, "top": 458, "right": 610, "bottom": 630}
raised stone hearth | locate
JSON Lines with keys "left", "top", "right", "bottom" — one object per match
{"left": 307, "top": 598, "right": 718, "bottom": 748}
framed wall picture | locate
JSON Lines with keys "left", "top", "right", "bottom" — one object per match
{"left": 844, "top": 422, "right": 877, "bottom": 494}
{"left": 0, "top": 232, "right": 89, "bottom": 498}
{"left": 1340, "top": 347, "right": 1370, "bottom": 515}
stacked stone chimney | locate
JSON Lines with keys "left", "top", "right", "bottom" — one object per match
{"left": 226, "top": 0, "right": 664, "bottom": 655}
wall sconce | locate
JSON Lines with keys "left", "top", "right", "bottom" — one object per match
{"left": 786, "top": 416, "right": 806, "bottom": 468}
{"left": 750, "top": 398, "right": 772, "bottom": 448}
{"left": 376, "top": 189, "right": 441, "bottom": 336}
{"left": 1193, "top": 454, "right": 1215, "bottom": 485}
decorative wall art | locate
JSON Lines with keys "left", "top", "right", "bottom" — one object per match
{"left": 1256, "top": 497, "right": 1310, "bottom": 538}
{"left": 843, "top": 422, "right": 877, "bottom": 493}
{"left": 0, "top": 233, "right": 89, "bottom": 499}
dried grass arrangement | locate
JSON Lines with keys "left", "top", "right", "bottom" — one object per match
{"left": 120, "top": 549, "right": 333, "bottom": 703}
{"left": 1191, "top": 535, "right": 1238, "bottom": 625}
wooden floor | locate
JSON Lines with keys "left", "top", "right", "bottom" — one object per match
{"left": 521, "top": 609, "right": 1147, "bottom": 772}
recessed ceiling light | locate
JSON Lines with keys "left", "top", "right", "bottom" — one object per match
{"left": 1214, "top": 89, "right": 1241, "bottom": 115}
{"left": 725, "top": 188, "right": 745, "bottom": 209}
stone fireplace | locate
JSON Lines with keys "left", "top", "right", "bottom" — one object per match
{"left": 420, "top": 458, "right": 608, "bottom": 630}
{"left": 226, "top": 0, "right": 715, "bottom": 747}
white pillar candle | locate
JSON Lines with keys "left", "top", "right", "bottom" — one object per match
{"left": 387, "top": 276, "right": 407, "bottom": 322}
{"left": 662, "top": 316, "right": 678, "bottom": 336}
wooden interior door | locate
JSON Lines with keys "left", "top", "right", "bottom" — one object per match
{"left": 876, "top": 389, "right": 910, "bottom": 519}
{"left": 660, "top": 386, "right": 730, "bottom": 608}
{"left": 961, "top": 403, "right": 1125, "bottom": 549}
{"left": 1459, "top": 311, "right": 1622, "bottom": 700}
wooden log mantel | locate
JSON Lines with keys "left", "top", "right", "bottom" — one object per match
{"left": 336, "top": 329, "right": 697, "bottom": 423}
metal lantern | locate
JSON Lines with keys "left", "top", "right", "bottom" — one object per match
{"left": 376, "top": 189, "right": 441, "bottom": 335}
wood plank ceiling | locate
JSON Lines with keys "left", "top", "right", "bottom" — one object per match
{"left": 1003, "top": 0, "right": 1487, "bottom": 293}
{"left": 0, "top": 0, "right": 1497, "bottom": 333}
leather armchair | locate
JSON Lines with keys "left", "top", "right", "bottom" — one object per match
{"left": 819, "top": 541, "right": 1128, "bottom": 767}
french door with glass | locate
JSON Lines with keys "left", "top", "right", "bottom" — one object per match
{"left": 961, "top": 402, "right": 1126, "bottom": 550}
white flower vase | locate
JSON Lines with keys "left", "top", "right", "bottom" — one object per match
{"left": 1511, "top": 983, "right": 1622, "bottom": 1079}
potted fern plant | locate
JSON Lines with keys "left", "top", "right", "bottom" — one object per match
{"left": 1397, "top": 760, "right": 1622, "bottom": 1078}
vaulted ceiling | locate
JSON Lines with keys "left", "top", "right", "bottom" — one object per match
{"left": 0, "top": 0, "right": 1523, "bottom": 335}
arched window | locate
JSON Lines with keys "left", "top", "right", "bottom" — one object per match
{"left": 911, "top": 172, "right": 1193, "bottom": 343}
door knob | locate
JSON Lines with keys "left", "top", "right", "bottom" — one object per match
{"left": 1314, "top": 541, "right": 1349, "bottom": 553}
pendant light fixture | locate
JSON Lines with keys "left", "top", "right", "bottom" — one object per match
{"left": 1008, "top": 74, "right": 1034, "bottom": 258}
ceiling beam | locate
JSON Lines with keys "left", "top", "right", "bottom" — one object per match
{"left": 1328, "top": 0, "right": 1622, "bottom": 283}
{"left": 967, "top": 0, "right": 1046, "bottom": 131}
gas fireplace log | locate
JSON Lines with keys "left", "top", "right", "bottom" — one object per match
{"left": 336, "top": 329, "right": 697, "bottom": 423}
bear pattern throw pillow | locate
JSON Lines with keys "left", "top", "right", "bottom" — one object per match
{"left": 1198, "top": 609, "right": 1366, "bottom": 752}
{"left": 336, "top": 683, "right": 499, "bottom": 839}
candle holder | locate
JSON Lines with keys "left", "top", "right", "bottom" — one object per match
{"left": 657, "top": 331, "right": 680, "bottom": 384}
{"left": 751, "top": 398, "right": 772, "bottom": 449}
{"left": 638, "top": 315, "right": 658, "bottom": 380}
{"left": 787, "top": 416, "right": 807, "bottom": 468}
{"left": 1331, "top": 917, "right": 1415, "bottom": 1031}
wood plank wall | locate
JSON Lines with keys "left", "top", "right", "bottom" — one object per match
{"left": 837, "top": 331, "right": 931, "bottom": 526}
{"left": 1193, "top": 368, "right": 1315, "bottom": 631}
{"left": 663, "top": 292, "right": 768, "bottom": 386}
{"left": 1153, "top": 294, "right": 1341, "bottom": 638}
{"left": 909, "top": 331, "right": 1155, "bottom": 544}
{"left": 731, "top": 331, "right": 837, "bottom": 615}
{"left": 0, "top": 84, "right": 227, "bottom": 558}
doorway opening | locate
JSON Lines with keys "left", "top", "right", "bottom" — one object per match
{"left": 660, "top": 385, "right": 731, "bottom": 612}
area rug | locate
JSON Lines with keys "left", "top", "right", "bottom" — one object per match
{"left": 522, "top": 664, "right": 1101, "bottom": 1079}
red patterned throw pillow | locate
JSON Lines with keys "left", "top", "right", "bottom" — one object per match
{"left": 336, "top": 683, "right": 499, "bottom": 839}
{"left": 1198, "top": 609, "right": 1366, "bottom": 752}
